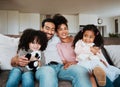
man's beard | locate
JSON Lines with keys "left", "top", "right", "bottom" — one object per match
{"left": 46, "top": 33, "right": 54, "bottom": 40}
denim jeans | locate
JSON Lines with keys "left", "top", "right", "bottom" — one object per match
{"left": 35, "top": 64, "right": 92, "bottom": 87}
{"left": 97, "top": 75, "right": 120, "bottom": 87}
{"left": 104, "top": 77, "right": 114, "bottom": 87}
{"left": 6, "top": 67, "right": 34, "bottom": 87}
{"left": 113, "top": 75, "right": 120, "bottom": 87}
{"left": 58, "top": 65, "right": 92, "bottom": 87}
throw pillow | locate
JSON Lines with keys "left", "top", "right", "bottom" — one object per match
{"left": 0, "top": 34, "right": 19, "bottom": 70}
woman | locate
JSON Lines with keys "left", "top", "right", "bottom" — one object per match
{"left": 53, "top": 14, "right": 94, "bottom": 87}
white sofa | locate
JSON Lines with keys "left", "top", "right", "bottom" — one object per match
{"left": 0, "top": 34, "right": 120, "bottom": 87}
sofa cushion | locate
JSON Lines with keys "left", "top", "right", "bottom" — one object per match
{"left": 0, "top": 34, "right": 19, "bottom": 70}
{"left": 101, "top": 46, "right": 114, "bottom": 65}
{"left": 104, "top": 45, "right": 120, "bottom": 68}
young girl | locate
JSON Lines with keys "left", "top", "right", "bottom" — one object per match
{"left": 73, "top": 24, "right": 120, "bottom": 86}
{"left": 6, "top": 29, "right": 48, "bottom": 87}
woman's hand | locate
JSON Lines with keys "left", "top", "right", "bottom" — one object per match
{"left": 64, "top": 61, "right": 77, "bottom": 69}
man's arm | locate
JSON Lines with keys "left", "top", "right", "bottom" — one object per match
{"left": 11, "top": 55, "right": 19, "bottom": 66}
{"left": 11, "top": 55, "right": 29, "bottom": 67}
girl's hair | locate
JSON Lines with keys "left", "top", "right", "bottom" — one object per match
{"left": 73, "top": 24, "right": 104, "bottom": 48}
{"left": 53, "top": 14, "right": 68, "bottom": 32}
{"left": 17, "top": 29, "right": 48, "bottom": 53}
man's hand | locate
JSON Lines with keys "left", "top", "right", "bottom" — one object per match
{"left": 17, "top": 55, "right": 29, "bottom": 67}
{"left": 100, "top": 59, "right": 108, "bottom": 67}
{"left": 11, "top": 55, "right": 29, "bottom": 67}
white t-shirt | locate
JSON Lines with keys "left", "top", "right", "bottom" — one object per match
{"left": 44, "top": 35, "right": 62, "bottom": 64}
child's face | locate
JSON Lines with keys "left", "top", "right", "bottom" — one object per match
{"left": 56, "top": 24, "right": 69, "bottom": 39}
{"left": 29, "top": 40, "right": 41, "bottom": 51}
{"left": 82, "top": 30, "right": 95, "bottom": 44}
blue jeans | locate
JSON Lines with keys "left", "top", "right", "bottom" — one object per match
{"left": 105, "top": 77, "right": 114, "bottom": 87}
{"left": 35, "top": 64, "right": 92, "bottom": 87}
{"left": 58, "top": 65, "right": 92, "bottom": 87}
{"left": 113, "top": 75, "right": 120, "bottom": 87}
{"left": 6, "top": 67, "right": 34, "bottom": 87}
{"left": 98, "top": 75, "right": 120, "bottom": 87}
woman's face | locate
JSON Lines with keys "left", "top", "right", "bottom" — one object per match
{"left": 57, "top": 24, "right": 69, "bottom": 39}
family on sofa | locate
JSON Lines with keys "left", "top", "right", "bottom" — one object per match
{"left": 0, "top": 14, "right": 120, "bottom": 87}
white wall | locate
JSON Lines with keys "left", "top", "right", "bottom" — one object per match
{"left": 101, "top": 17, "right": 115, "bottom": 37}
{"left": 79, "top": 14, "right": 98, "bottom": 25}
{"left": 0, "top": 10, "right": 40, "bottom": 35}
{"left": 63, "top": 14, "right": 79, "bottom": 35}
{"left": 0, "top": 10, "right": 116, "bottom": 37}
{"left": 19, "top": 13, "right": 40, "bottom": 32}
{"left": 0, "top": 10, "right": 7, "bottom": 34}
{"left": 0, "top": 10, "right": 19, "bottom": 34}
{"left": 78, "top": 13, "right": 115, "bottom": 37}
{"left": 7, "top": 11, "right": 19, "bottom": 34}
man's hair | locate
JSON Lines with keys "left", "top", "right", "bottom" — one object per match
{"left": 42, "top": 18, "right": 55, "bottom": 28}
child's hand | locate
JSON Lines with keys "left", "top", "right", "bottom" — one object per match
{"left": 90, "top": 46, "right": 100, "bottom": 55}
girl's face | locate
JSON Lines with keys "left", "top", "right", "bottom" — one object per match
{"left": 82, "top": 30, "right": 95, "bottom": 44}
{"left": 57, "top": 24, "right": 69, "bottom": 39}
{"left": 29, "top": 39, "right": 41, "bottom": 51}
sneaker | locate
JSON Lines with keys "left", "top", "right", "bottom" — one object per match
{"left": 93, "top": 66, "right": 106, "bottom": 86}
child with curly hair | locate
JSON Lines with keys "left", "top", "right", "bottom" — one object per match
{"left": 6, "top": 29, "right": 48, "bottom": 87}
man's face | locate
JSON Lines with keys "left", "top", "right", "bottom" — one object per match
{"left": 41, "top": 22, "right": 55, "bottom": 40}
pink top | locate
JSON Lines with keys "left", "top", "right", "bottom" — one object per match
{"left": 57, "top": 42, "right": 76, "bottom": 62}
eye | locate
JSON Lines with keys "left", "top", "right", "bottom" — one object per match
{"left": 45, "top": 26, "right": 50, "bottom": 30}
{"left": 51, "top": 28, "right": 55, "bottom": 31}
{"left": 65, "top": 27, "right": 68, "bottom": 30}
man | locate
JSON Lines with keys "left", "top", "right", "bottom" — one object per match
{"left": 10, "top": 18, "right": 115, "bottom": 87}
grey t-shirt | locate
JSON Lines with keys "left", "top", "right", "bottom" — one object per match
{"left": 43, "top": 35, "right": 62, "bottom": 64}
